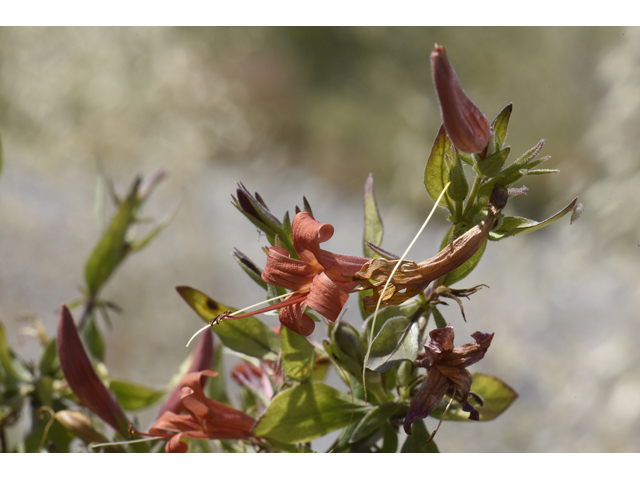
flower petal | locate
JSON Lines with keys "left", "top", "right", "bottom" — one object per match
{"left": 404, "top": 368, "right": 449, "bottom": 435}
{"left": 291, "top": 211, "right": 334, "bottom": 266}
{"left": 262, "top": 246, "right": 318, "bottom": 291}
{"left": 279, "top": 299, "right": 316, "bottom": 336}
{"left": 306, "top": 272, "right": 349, "bottom": 322}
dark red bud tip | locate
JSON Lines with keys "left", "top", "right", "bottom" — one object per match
{"left": 56, "top": 304, "right": 128, "bottom": 435}
{"left": 431, "top": 46, "right": 491, "bottom": 154}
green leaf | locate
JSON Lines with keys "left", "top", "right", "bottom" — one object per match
{"left": 448, "top": 153, "right": 469, "bottom": 202}
{"left": 349, "top": 402, "right": 399, "bottom": 443}
{"left": 488, "top": 197, "right": 579, "bottom": 241}
{"left": 363, "top": 173, "right": 384, "bottom": 258}
{"left": 434, "top": 373, "right": 518, "bottom": 421}
{"left": 380, "top": 422, "right": 399, "bottom": 453}
{"left": 475, "top": 147, "right": 510, "bottom": 178}
{"left": 207, "top": 341, "right": 231, "bottom": 405}
{"left": 233, "top": 249, "right": 267, "bottom": 291}
{"left": 253, "top": 382, "right": 369, "bottom": 443}
{"left": 365, "top": 317, "right": 420, "bottom": 373}
{"left": 400, "top": 419, "right": 439, "bottom": 453}
{"left": 0, "top": 129, "right": 3, "bottom": 178}
{"left": 281, "top": 326, "right": 316, "bottom": 382}
{"left": 443, "top": 239, "right": 487, "bottom": 286}
{"left": 424, "top": 125, "right": 453, "bottom": 210}
{"left": 363, "top": 301, "right": 422, "bottom": 342}
{"left": 176, "top": 286, "right": 280, "bottom": 361}
{"left": 429, "top": 306, "right": 448, "bottom": 329}
{"left": 84, "top": 177, "right": 140, "bottom": 297}
{"left": 38, "top": 339, "right": 59, "bottom": 377}
{"left": 491, "top": 104, "right": 513, "bottom": 148}
{"left": 81, "top": 317, "right": 105, "bottom": 361}
{"left": 331, "top": 322, "right": 365, "bottom": 380}
{"left": 129, "top": 190, "right": 183, "bottom": 252}
{"left": 0, "top": 323, "right": 17, "bottom": 384}
{"left": 109, "top": 378, "right": 166, "bottom": 410}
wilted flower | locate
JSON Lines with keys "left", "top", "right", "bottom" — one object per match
{"left": 142, "top": 370, "right": 255, "bottom": 453}
{"left": 56, "top": 305, "right": 129, "bottom": 435}
{"left": 231, "top": 211, "right": 369, "bottom": 336}
{"left": 356, "top": 185, "right": 507, "bottom": 311}
{"left": 404, "top": 326, "right": 493, "bottom": 435}
{"left": 431, "top": 45, "right": 491, "bottom": 155}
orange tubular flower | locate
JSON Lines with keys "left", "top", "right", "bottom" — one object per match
{"left": 404, "top": 326, "right": 493, "bottom": 435}
{"left": 431, "top": 45, "right": 491, "bottom": 155}
{"left": 233, "top": 211, "right": 369, "bottom": 336}
{"left": 144, "top": 370, "right": 255, "bottom": 453}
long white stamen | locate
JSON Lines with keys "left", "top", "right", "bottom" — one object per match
{"left": 90, "top": 436, "right": 165, "bottom": 449}
{"left": 185, "top": 292, "right": 292, "bottom": 347}
{"left": 228, "top": 292, "right": 291, "bottom": 317}
{"left": 362, "top": 183, "right": 451, "bottom": 402}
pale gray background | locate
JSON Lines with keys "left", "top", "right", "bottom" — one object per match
{"left": 1, "top": 27, "right": 638, "bottom": 452}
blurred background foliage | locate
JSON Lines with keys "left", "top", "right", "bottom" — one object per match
{"left": 1, "top": 26, "right": 639, "bottom": 452}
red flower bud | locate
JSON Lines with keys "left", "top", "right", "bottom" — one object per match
{"left": 56, "top": 305, "right": 128, "bottom": 435}
{"left": 431, "top": 45, "right": 490, "bottom": 154}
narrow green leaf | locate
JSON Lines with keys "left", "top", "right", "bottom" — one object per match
{"left": 424, "top": 125, "right": 453, "bottom": 210}
{"left": 81, "top": 317, "right": 105, "bottom": 361}
{"left": 109, "top": 378, "right": 166, "bottom": 411}
{"left": 253, "top": 382, "right": 369, "bottom": 443}
{"left": 380, "top": 422, "right": 399, "bottom": 453}
{"left": 475, "top": 147, "right": 510, "bottom": 178}
{"left": 443, "top": 239, "right": 487, "bottom": 286}
{"left": 129, "top": 190, "right": 183, "bottom": 252}
{"left": 233, "top": 249, "right": 267, "bottom": 291}
{"left": 281, "top": 326, "right": 316, "bottom": 382}
{"left": 349, "top": 402, "right": 400, "bottom": 443}
{"left": 176, "top": 286, "right": 280, "bottom": 361}
{"left": 433, "top": 373, "right": 518, "bottom": 421}
{"left": 448, "top": 153, "right": 469, "bottom": 202}
{"left": 489, "top": 197, "right": 578, "bottom": 241}
{"left": 521, "top": 168, "right": 559, "bottom": 176}
{"left": 0, "top": 323, "right": 17, "bottom": 383}
{"left": 491, "top": 103, "right": 513, "bottom": 148}
{"left": 363, "top": 173, "right": 384, "bottom": 258}
{"left": 84, "top": 177, "right": 140, "bottom": 297}
{"left": 366, "top": 317, "right": 420, "bottom": 373}
{"left": 400, "top": 419, "right": 439, "bottom": 453}
{"left": 429, "top": 306, "right": 448, "bottom": 329}
{"left": 38, "top": 339, "right": 59, "bottom": 377}
{"left": 207, "top": 343, "right": 231, "bottom": 405}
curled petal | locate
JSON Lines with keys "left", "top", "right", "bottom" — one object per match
{"left": 291, "top": 211, "right": 334, "bottom": 266}
{"left": 279, "top": 298, "right": 315, "bottom": 336}
{"left": 262, "top": 246, "right": 319, "bottom": 291}
{"left": 305, "top": 272, "right": 349, "bottom": 322}
{"left": 431, "top": 45, "right": 490, "bottom": 154}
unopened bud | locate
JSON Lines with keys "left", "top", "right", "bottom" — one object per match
{"left": 431, "top": 45, "right": 491, "bottom": 155}
{"left": 56, "top": 305, "right": 128, "bottom": 435}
